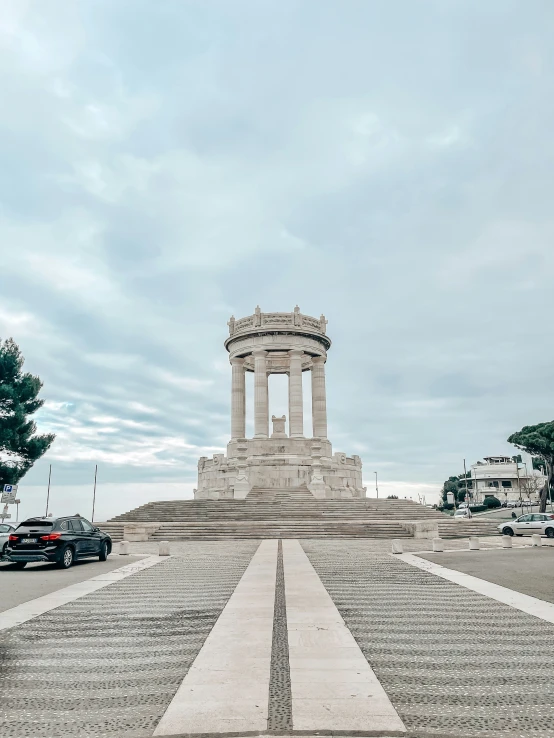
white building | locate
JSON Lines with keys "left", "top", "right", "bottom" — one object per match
{"left": 470, "top": 456, "right": 546, "bottom": 503}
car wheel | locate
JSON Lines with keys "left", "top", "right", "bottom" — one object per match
{"left": 99, "top": 542, "right": 109, "bottom": 561}
{"left": 546, "top": 527, "right": 554, "bottom": 539}
{"left": 57, "top": 546, "right": 74, "bottom": 569}
{"left": 502, "top": 527, "right": 514, "bottom": 536}
{"left": 12, "top": 561, "right": 27, "bottom": 569}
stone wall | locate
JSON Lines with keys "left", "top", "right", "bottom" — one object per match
{"left": 195, "top": 438, "right": 366, "bottom": 500}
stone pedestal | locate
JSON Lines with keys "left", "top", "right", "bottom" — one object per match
{"left": 271, "top": 415, "right": 287, "bottom": 438}
{"left": 401, "top": 521, "right": 439, "bottom": 539}
{"left": 307, "top": 440, "right": 328, "bottom": 499}
{"left": 233, "top": 440, "right": 251, "bottom": 499}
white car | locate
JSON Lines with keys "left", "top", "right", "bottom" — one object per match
{"left": 498, "top": 513, "right": 554, "bottom": 538}
{"left": 454, "top": 508, "right": 472, "bottom": 519}
{"left": 0, "top": 523, "right": 16, "bottom": 557}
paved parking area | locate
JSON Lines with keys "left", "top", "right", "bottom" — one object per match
{"left": 418, "top": 547, "right": 554, "bottom": 603}
{"left": 0, "top": 555, "right": 145, "bottom": 612}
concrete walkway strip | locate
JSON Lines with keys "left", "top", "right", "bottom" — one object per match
{"left": 154, "top": 539, "right": 278, "bottom": 737}
{"left": 399, "top": 552, "right": 554, "bottom": 624}
{"left": 283, "top": 539, "right": 406, "bottom": 734}
{"left": 0, "top": 555, "right": 162, "bottom": 632}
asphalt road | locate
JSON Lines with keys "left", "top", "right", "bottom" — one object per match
{"left": 419, "top": 547, "right": 554, "bottom": 603}
{"left": 0, "top": 553, "right": 145, "bottom": 612}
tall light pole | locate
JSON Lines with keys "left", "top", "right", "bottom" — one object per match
{"left": 92, "top": 464, "right": 98, "bottom": 522}
{"left": 45, "top": 464, "right": 52, "bottom": 517}
{"left": 374, "top": 471, "right": 379, "bottom": 499}
{"left": 463, "top": 458, "right": 469, "bottom": 503}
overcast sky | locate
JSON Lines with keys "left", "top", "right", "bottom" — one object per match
{"left": 1, "top": 0, "right": 553, "bottom": 521}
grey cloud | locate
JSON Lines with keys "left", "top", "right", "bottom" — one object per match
{"left": 1, "top": 0, "right": 553, "bottom": 517}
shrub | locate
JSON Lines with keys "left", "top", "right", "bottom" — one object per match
{"left": 482, "top": 496, "right": 501, "bottom": 508}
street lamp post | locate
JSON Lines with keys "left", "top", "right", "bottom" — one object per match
{"left": 374, "top": 471, "right": 379, "bottom": 499}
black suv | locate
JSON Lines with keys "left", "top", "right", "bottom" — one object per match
{"left": 6, "top": 516, "right": 112, "bottom": 569}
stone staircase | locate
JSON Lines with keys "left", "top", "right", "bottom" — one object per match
{"left": 438, "top": 519, "right": 500, "bottom": 538}
{"left": 147, "top": 519, "right": 411, "bottom": 540}
{"left": 97, "top": 522, "right": 125, "bottom": 541}
{"left": 245, "top": 486, "right": 316, "bottom": 502}
{"left": 99, "top": 491, "right": 469, "bottom": 540}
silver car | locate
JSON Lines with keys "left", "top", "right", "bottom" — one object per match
{"left": 498, "top": 513, "right": 554, "bottom": 538}
{"left": 0, "top": 523, "right": 16, "bottom": 557}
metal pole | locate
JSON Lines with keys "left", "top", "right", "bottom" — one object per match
{"left": 45, "top": 464, "right": 52, "bottom": 517}
{"left": 473, "top": 467, "right": 479, "bottom": 505}
{"left": 515, "top": 460, "right": 522, "bottom": 516}
{"left": 374, "top": 471, "right": 379, "bottom": 499}
{"left": 463, "top": 458, "right": 469, "bottom": 504}
{"left": 92, "top": 464, "right": 98, "bottom": 522}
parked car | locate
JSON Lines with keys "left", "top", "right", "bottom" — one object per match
{"left": 0, "top": 523, "right": 16, "bottom": 558}
{"left": 498, "top": 513, "right": 554, "bottom": 538}
{"left": 5, "top": 516, "right": 112, "bottom": 569}
{"left": 454, "top": 508, "right": 472, "bottom": 519}
{"left": 458, "top": 502, "right": 469, "bottom": 509}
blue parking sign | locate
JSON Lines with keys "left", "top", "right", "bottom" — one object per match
{"left": 3, "top": 485, "right": 12, "bottom": 493}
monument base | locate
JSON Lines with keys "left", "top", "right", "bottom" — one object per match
{"left": 194, "top": 437, "right": 366, "bottom": 500}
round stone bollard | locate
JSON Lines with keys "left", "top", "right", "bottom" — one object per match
{"left": 432, "top": 538, "right": 444, "bottom": 552}
{"left": 158, "top": 540, "right": 171, "bottom": 556}
{"left": 391, "top": 540, "right": 403, "bottom": 554}
{"left": 119, "top": 540, "right": 129, "bottom": 555}
{"left": 502, "top": 535, "right": 513, "bottom": 548}
{"left": 532, "top": 534, "right": 542, "bottom": 547}
{"left": 469, "top": 536, "right": 480, "bottom": 551}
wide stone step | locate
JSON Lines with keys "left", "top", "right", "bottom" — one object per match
{"left": 438, "top": 520, "right": 499, "bottom": 538}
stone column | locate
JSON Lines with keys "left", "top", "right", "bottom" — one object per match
{"left": 288, "top": 349, "right": 304, "bottom": 438}
{"left": 311, "top": 356, "right": 328, "bottom": 439}
{"left": 253, "top": 349, "right": 269, "bottom": 438}
{"left": 230, "top": 358, "right": 246, "bottom": 440}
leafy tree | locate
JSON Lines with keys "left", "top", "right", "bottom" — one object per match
{"left": 482, "top": 495, "right": 501, "bottom": 508}
{"left": 508, "top": 422, "right": 554, "bottom": 512}
{"left": 441, "top": 472, "right": 473, "bottom": 504}
{"left": 0, "top": 338, "right": 55, "bottom": 487}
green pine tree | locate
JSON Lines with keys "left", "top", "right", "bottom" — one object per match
{"left": 0, "top": 338, "right": 55, "bottom": 487}
{"left": 509, "top": 422, "right": 554, "bottom": 513}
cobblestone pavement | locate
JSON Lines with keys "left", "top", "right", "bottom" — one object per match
{"left": 302, "top": 539, "right": 554, "bottom": 738}
{"left": 0, "top": 542, "right": 259, "bottom": 738}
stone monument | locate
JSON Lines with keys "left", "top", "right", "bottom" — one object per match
{"left": 194, "top": 307, "right": 366, "bottom": 500}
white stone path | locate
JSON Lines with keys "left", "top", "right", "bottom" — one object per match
{"left": 283, "top": 539, "right": 406, "bottom": 733}
{"left": 154, "top": 539, "right": 277, "bottom": 735}
{"left": 155, "top": 539, "right": 406, "bottom": 736}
